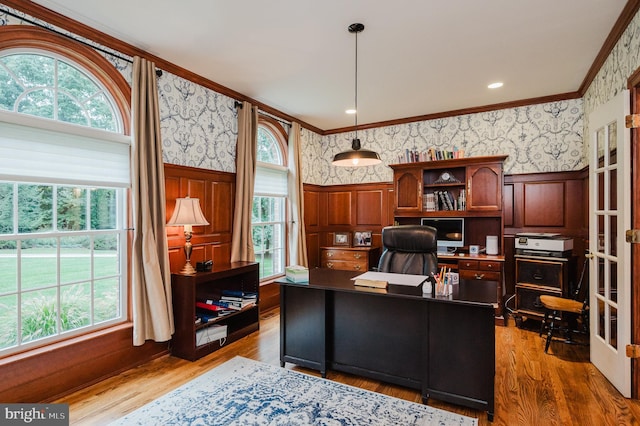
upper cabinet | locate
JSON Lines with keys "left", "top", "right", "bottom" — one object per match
{"left": 390, "top": 155, "right": 507, "bottom": 217}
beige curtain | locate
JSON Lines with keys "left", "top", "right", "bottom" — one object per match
{"left": 231, "top": 101, "right": 258, "bottom": 263}
{"left": 287, "top": 122, "right": 308, "bottom": 267}
{"left": 130, "top": 57, "right": 174, "bottom": 345}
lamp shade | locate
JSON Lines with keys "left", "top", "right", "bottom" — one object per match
{"left": 332, "top": 149, "right": 382, "bottom": 167}
{"left": 167, "top": 197, "right": 209, "bottom": 226}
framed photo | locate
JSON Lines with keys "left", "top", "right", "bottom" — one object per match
{"left": 353, "top": 231, "right": 372, "bottom": 247}
{"left": 334, "top": 232, "right": 351, "bottom": 247}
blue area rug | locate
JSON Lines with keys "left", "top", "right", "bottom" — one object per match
{"left": 110, "top": 356, "right": 477, "bottom": 425}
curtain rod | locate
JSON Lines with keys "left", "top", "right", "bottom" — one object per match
{"left": 234, "top": 101, "right": 292, "bottom": 127}
{"left": 0, "top": 6, "right": 163, "bottom": 77}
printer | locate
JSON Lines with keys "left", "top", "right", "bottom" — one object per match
{"left": 515, "top": 233, "right": 574, "bottom": 257}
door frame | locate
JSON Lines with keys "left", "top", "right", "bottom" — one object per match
{"left": 629, "top": 67, "right": 640, "bottom": 399}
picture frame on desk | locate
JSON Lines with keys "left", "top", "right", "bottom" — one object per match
{"left": 334, "top": 232, "right": 351, "bottom": 247}
{"left": 353, "top": 231, "right": 372, "bottom": 247}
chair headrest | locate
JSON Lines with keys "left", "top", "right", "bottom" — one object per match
{"left": 381, "top": 225, "right": 437, "bottom": 253}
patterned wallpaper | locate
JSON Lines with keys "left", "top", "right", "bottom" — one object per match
{"left": 311, "top": 99, "right": 584, "bottom": 186}
{"left": 3, "top": 4, "right": 640, "bottom": 186}
{"left": 583, "top": 7, "right": 640, "bottom": 152}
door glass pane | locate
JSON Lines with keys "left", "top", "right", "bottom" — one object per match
{"left": 610, "top": 259, "right": 618, "bottom": 303}
{"left": 598, "top": 172, "right": 605, "bottom": 210}
{"left": 608, "top": 121, "right": 617, "bottom": 166}
{"left": 596, "top": 127, "right": 605, "bottom": 167}
{"left": 598, "top": 215, "right": 605, "bottom": 252}
{"left": 609, "top": 169, "right": 617, "bottom": 211}
{"left": 598, "top": 257, "right": 605, "bottom": 297}
{"left": 609, "top": 216, "right": 617, "bottom": 257}
{"left": 610, "top": 305, "right": 618, "bottom": 349}
{"left": 598, "top": 299, "right": 606, "bottom": 340}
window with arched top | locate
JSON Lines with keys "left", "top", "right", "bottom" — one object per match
{"left": 0, "top": 28, "right": 131, "bottom": 357}
{"left": 253, "top": 119, "right": 288, "bottom": 280}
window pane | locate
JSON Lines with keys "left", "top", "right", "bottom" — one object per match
{"left": 18, "top": 88, "right": 55, "bottom": 119}
{"left": 22, "top": 238, "right": 57, "bottom": 291}
{"left": 95, "top": 234, "right": 119, "bottom": 278}
{"left": 0, "top": 294, "right": 18, "bottom": 349}
{"left": 2, "top": 54, "right": 54, "bottom": 88}
{"left": 0, "top": 66, "right": 22, "bottom": 111}
{"left": 94, "top": 277, "right": 120, "bottom": 322}
{"left": 91, "top": 188, "right": 117, "bottom": 230}
{"left": 18, "top": 184, "right": 53, "bottom": 233}
{"left": 60, "top": 283, "right": 91, "bottom": 332}
{"left": 58, "top": 92, "right": 88, "bottom": 126}
{"left": 21, "top": 288, "right": 58, "bottom": 343}
{"left": 87, "top": 93, "right": 117, "bottom": 131}
{"left": 0, "top": 182, "right": 13, "bottom": 234}
{"left": 0, "top": 247, "right": 17, "bottom": 293}
{"left": 60, "top": 236, "right": 91, "bottom": 283}
{"left": 58, "top": 186, "right": 87, "bottom": 231}
{"left": 257, "top": 127, "right": 282, "bottom": 164}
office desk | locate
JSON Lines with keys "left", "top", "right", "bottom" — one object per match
{"left": 277, "top": 268, "right": 496, "bottom": 420}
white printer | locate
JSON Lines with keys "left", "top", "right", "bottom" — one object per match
{"left": 515, "top": 233, "right": 574, "bottom": 257}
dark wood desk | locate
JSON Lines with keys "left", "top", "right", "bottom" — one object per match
{"left": 277, "top": 268, "right": 496, "bottom": 421}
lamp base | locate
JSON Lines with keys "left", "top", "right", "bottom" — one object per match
{"left": 179, "top": 261, "right": 197, "bottom": 276}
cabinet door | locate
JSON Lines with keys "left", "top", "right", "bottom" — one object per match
{"left": 466, "top": 163, "right": 502, "bottom": 211}
{"left": 394, "top": 168, "right": 423, "bottom": 213}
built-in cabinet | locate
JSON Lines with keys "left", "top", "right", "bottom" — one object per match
{"left": 390, "top": 155, "right": 507, "bottom": 254}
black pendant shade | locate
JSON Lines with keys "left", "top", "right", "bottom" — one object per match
{"left": 332, "top": 23, "right": 381, "bottom": 167}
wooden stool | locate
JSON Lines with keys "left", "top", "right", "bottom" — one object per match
{"left": 539, "top": 294, "right": 589, "bottom": 353}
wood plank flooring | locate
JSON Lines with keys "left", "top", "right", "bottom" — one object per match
{"left": 56, "top": 308, "right": 640, "bottom": 425}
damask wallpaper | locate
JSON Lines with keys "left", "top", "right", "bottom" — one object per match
{"left": 3, "top": 4, "right": 640, "bottom": 186}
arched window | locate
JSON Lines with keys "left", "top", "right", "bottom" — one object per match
{"left": 253, "top": 118, "right": 288, "bottom": 280}
{"left": 0, "top": 32, "right": 130, "bottom": 357}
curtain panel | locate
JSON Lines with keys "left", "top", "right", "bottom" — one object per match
{"left": 131, "top": 57, "right": 174, "bottom": 345}
{"left": 287, "top": 122, "right": 308, "bottom": 267}
{"left": 231, "top": 101, "right": 258, "bottom": 263}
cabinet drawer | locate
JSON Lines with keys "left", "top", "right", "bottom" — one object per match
{"left": 459, "top": 260, "right": 479, "bottom": 270}
{"left": 322, "top": 249, "right": 368, "bottom": 262}
{"left": 516, "top": 284, "right": 562, "bottom": 316}
{"left": 459, "top": 270, "right": 501, "bottom": 281}
{"left": 516, "top": 258, "right": 564, "bottom": 289}
{"left": 322, "top": 259, "right": 367, "bottom": 271}
{"left": 479, "top": 261, "right": 501, "bottom": 271}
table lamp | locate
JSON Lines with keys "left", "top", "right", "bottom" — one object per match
{"left": 167, "top": 196, "right": 209, "bottom": 275}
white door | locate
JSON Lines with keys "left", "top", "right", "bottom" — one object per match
{"left": 588, "top": 89, "right": 631, "bottom": 397}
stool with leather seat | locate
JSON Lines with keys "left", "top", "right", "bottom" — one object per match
{"left": 539, "top": 255, "right": 589, "bottom": 353}
{"left": 377, "top": 225, "right": 438, "bottom": 275}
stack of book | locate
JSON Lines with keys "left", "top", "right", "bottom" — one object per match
{"left": 220, "top": 290, "right": 258, "bottom": 310}
{"left": 285, "top": 265, "right": 309, "bottom": 283}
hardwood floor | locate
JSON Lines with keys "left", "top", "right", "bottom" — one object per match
{"left": 56, "top": 308, "right": 640, "bottom": 425}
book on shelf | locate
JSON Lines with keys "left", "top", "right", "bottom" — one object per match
{"left": 396, "top": 147, "right": 465, "bottom": 164}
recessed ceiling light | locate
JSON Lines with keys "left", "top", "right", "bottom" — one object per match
{"left": 346, "top": 108, "right": 356, "bottom": 114}
{"left": 488, "top": 82, "right": 503, "bottom": 89}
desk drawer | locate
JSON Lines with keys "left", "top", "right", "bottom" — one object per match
{"left": 322, "top": 259, "right": 367, "bottom": 271}
{"left": 459, "top": 270, "right": 501, "bottom": 281}
{"left": 322, "top": 249, "right": 368, "bottom": 262}
{"left": 516, "top": 258, "right": 564, "bottom": 289}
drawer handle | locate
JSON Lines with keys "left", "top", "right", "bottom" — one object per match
{"left": 533, "top": 273, "right": 543, "bottom": 280}
{"left": 326, "top": 262, "right": 334, "bottom": 268}
{"left": 354, "top": 264, "right": 361, "bottom": 270}
{"left": 353, "top": 254, "right": 362, "bottom": 259}
{"left": 327, "top": 252, "right": 333, "bottom": 257}
{"left": 475, "top": 273, "right": 485, "bottom": 280}
{"left": 487, "top": 264, "right": 494, "bottom": 269}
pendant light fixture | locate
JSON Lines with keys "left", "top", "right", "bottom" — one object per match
{"left": 332, "top": 23, "right": 382, "bottom": 167}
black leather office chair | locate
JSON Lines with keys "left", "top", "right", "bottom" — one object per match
{"left": 377, "top": 225, "right": 438, "bottom": 275}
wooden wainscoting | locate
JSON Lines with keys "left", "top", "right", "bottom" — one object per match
{"left": 165, "top": 164, "right": 236, "bottom": 271}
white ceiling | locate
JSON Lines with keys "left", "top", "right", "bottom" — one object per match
{"left": 33, "top": 0, "right": 628, "bottom": 131}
